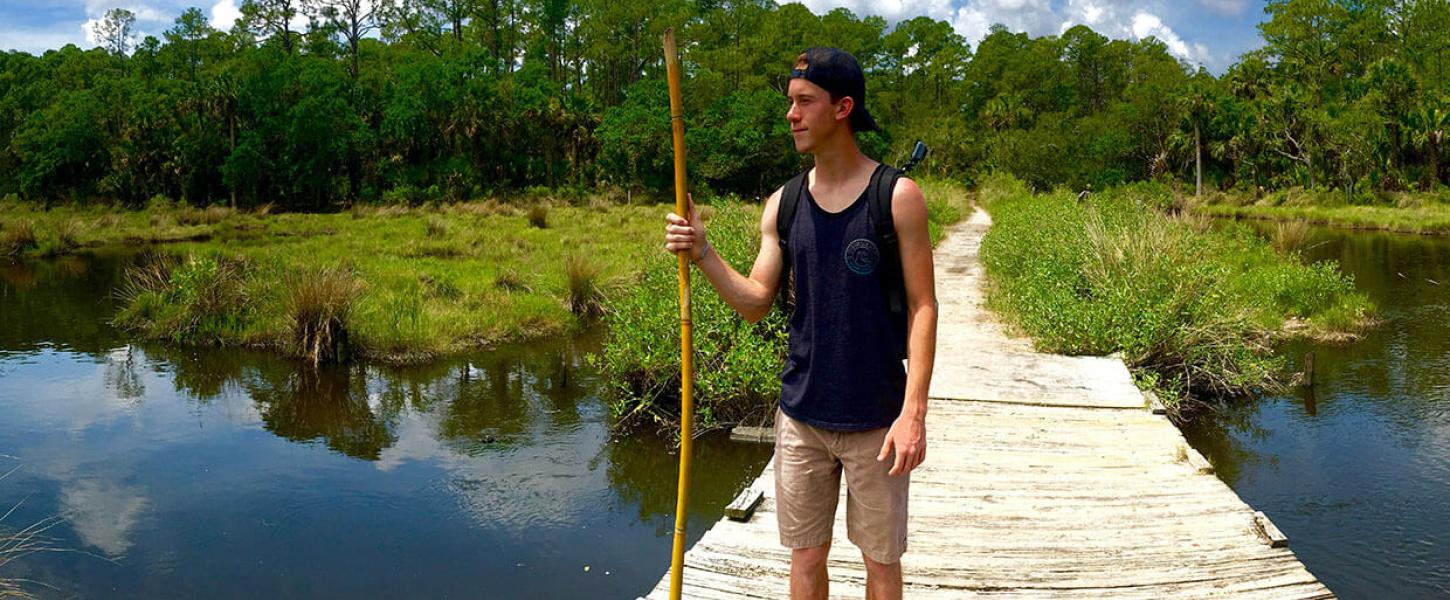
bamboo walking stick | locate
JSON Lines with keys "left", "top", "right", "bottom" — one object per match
{"left": 662, "top": 27, "right": 695, "bottom": 600}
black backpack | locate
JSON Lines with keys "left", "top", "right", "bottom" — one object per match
{"left": 776, "top": 162, "right": 909, "bottom": 360}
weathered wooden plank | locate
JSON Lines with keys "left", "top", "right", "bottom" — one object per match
{"left": 723, "top": 486, "right": 764, "bottom": 521}
{"left": 728, "top": 426, "right": 774, "bottom": 444}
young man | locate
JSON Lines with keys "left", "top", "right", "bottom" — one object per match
{"left": 663, "top": 48, "right": 938, "bottom": 599}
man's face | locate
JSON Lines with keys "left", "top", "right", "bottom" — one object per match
{"left": 786, "top": 78, "right": 850, "bottom": 153}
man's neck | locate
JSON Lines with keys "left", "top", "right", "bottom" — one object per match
{"left": 810, "top": 133, "right": 869, "bottom": 188}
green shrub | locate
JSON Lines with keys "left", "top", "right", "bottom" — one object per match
{"left": 114, "top": 252, "right": 257, "bottom": 345}
{"left": 594, "top": 200, "right": 787, "bottom": 434}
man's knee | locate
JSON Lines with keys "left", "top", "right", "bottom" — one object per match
{"left": 791, "top": 542, "right": 830, "bottom": 570}
{"left": 861, "top": 552, "right": 900, "bottom": 577}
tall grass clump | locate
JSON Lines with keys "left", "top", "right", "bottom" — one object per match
{"left": 564, "top": 253, "right": 609, "bottom": 318}
{"left": 594, "top": 200, "right": 787, "bottom": 434}
{"left": 1, "top": 221, "right": 37, "bottom": 257}
{"left": 528, "top": 205, "right": 549, "bottom": 228}
{"left": 1270, "top": 219, "right": 1311, "bottom": 255}
{"left": 286, "top": 265, "right": 363, "bottom": 366}
{"left": 36, "top": 219, "right": 86, "bottom": 257}
{"left": 979, "top": 175, "right": 1371, "bottom": 417}
{"left": 114, "top": 252, "right": 256, "bottom": 345}
{"left": 424, "top": 215, "right": 449, "bottom": 238}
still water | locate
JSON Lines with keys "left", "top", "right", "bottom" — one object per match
{"left": 0, "top": 252, "right": 770, "bottom": 598}
{"left": 1183, "top": 225, "right": 1450, "bottom": 599}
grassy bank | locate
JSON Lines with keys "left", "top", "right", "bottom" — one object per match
{"left": 2, "top": 195, "right": 663, "bottom": 363}
{"left": 1193, "top": 187, "right": 1450, "bottom": 235}
{"left": 977, "top": 174, "right": 1373, "bottom": 418}
{"left": 596, "top": 177, "right": 972, "bottom": 435}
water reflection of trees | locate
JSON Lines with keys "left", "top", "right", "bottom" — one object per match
{"left": 135, "top": 333, "right": 606, "bottom": 462}
{"left": 0, "top": 252, "right": 129, "bottom": 354}
{"left": 602, "top": 431, "right": 772, "bottom": 534}
{"left": 1189, "top": 226, "right": 1450, "bottom": 484}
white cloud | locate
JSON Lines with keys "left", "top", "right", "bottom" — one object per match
{"left": 783, "top": 0, "right": 1227, "bottom": 70}
{"left": 1129, "top": 11, "right": 1209, "bottom": 65}
{"left": 60, "top": 478, "right": 149, "bottom": 557}
{"left": 211, "top": 0, "right": 242, "bottom": 31}
{"left": 949, "top": 0, "right": 1058, "bottom": 47}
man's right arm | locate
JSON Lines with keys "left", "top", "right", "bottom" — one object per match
{"left": 663, "top": 189, "right": 785, "bottom": 323}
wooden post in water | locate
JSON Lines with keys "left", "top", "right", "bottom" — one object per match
{"left": 662, "top": 27, "right": 695, "bottom": 600}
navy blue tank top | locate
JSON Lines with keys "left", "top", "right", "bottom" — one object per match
{"left": 778, "top": 178, "right": 908, "bottom": 432}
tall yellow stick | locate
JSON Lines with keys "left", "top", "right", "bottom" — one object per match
{"left": 662, "top": 27, "right": 695, "bottom": 600}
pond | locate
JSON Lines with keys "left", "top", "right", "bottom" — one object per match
{"left": 0, "top": 251, "right": 770, "bottom": 598}
{"left": 1183, "top": 224, "right": 1450, "bottom": 599}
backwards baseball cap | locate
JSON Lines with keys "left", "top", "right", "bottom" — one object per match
{"left": 789, "top": 47, "right": 880, "bottom": 133}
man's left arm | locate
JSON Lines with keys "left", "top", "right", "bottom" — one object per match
{"left": 877, "top": 177, "right": 937, "bottom": 477}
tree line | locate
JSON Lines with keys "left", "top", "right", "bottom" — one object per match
{"left": 0, "top": 0, "right": 1446, "bottom": 210}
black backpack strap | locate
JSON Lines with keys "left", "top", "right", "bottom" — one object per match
{"left": 868, "top": 163, "right": 909, "bottom": 360}
{"left": 869, "top": 164, "right": 905, "bottom": 313}
{"left": 775, "top": 171, "right": 809, "bottom": 313}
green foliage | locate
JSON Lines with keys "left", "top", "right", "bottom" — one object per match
{"left": 115, "top": 252, "right": 259, "bottom": 345}
{"left": 78, "top": 200, "right": 662, "bottom": 362}
{"left": 978, "top": 175, "right": 1371, "bottom": 416}
{"left": 594, "top": 200, "right": 786, "bottom": 434}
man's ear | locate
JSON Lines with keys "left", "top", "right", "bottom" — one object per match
{"left": 836, "top": 95, "right": 855, "bottom": 125}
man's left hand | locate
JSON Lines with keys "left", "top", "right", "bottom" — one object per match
{"left": 878, "top": 410, "right": 926, "bottom": 476}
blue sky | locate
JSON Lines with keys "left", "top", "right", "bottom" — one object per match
{"left": 0, "top": 0, "right": 1271, "bottom": 73}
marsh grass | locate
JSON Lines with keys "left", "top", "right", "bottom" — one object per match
{"left": 493, "top": 269, "right": 530, "bottom": 292}
{"left": 1269, "top": 219, "right": 1311, "bottom": 255}
{"left": 34, "top": 219, "right": 88, "bottom": 257}
{"left": 1195, "top": 188, "right": 1450, "bottom": 235}
{"left": 2, "top": 464, "right": 66, "bottom": 599}
{"left": 286, "top": 265, "right": 363, "bottom": 366}
{"left": 424, "top": 216, "right": 450, "bottom": 238}
{"left": 114, "top": 253, "right": 256, "bottom": 345}
{"left": 1, "top": 221, "right": 37, "bottom": 257}
{"left": 528, "top": 205, "right": 549, "bottom": 229}
{"left": 564, "top": 253, "right": 609, "bottom": 318}
{"left": 979, "top": 176, "right": 1372, "bottom": 418}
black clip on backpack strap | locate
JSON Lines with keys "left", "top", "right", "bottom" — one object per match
{"left": 869, "top": 163, "right": 905, "bottom": 315}
{"left": 775, "top": 171, "right": 808, "bottom": 312}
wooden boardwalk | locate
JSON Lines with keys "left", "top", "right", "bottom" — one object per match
{"left": 644, "top": 210, "right": 1333, "bottom": 599}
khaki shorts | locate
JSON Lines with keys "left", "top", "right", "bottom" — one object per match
{"left": 773, "top": 407, "right": 910, "bottom": 564}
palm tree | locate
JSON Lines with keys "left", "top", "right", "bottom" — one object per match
{"left": 1405, "top": 100, "right": 1449, "bottom": 190}
{"left": 1178, "top": 83, "right": 1216, "bottom": 197}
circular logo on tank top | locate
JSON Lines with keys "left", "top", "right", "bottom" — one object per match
{"left": 844, "top": 238, "right": 880, "bottom": 275}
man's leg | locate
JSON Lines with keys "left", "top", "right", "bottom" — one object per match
{"left": 839, "top": 425, "right": 910, "bottom": 600}
{"left": 775, "top": 408, "right": 842, "bottom": 600}
{"left": 790, "top": 541, "right": 831, "bottom": 600}
{"left": 862, "top": 552, "right": 902, "bottom": 600}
